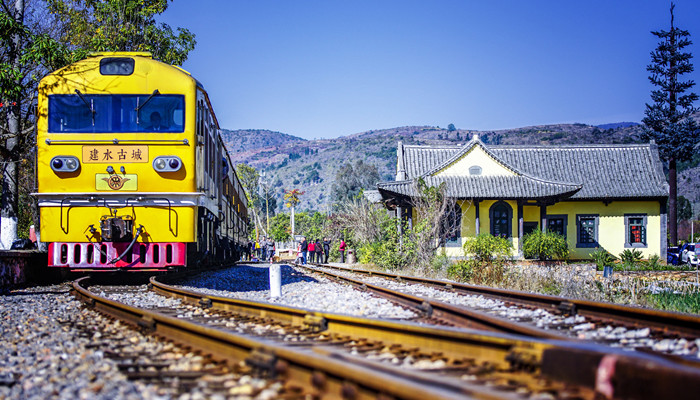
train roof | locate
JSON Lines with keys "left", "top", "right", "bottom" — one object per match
{"left": 39, "top": 52, "right": 198, "bottom": 96}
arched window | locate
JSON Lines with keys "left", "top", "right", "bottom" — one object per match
{"left": 490, "top": 201, "right": 512, "bottom": 238}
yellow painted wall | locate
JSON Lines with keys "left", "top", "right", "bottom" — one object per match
{"left": 435, "top": 200, "right": 662, "bottom": 260}
{"left": 434, "top": 145, "right": 517, "bottom": 177}
{"left": 547, "top": 201, "right": 662, "bottom": 259}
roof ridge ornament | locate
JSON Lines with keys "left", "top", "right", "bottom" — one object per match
{"left": 472, "top": 133, "right": 480, "bottom": 141}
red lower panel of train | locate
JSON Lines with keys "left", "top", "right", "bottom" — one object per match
{"left": 48, "top": 242, "right": 186, "bottom": 270}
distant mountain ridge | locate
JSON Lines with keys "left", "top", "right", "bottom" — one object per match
{"left": 224, "top": 119, "right": 699, "bottom": 215}
{"left": 220, "top": 129, "right": 305, "bottom": 155}
{"left": 596, "top": 122, "right": 640, "bottom": 130}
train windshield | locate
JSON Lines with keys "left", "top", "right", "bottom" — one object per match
{"left": 48, "top": 94, "right": 185, "bottom": 133}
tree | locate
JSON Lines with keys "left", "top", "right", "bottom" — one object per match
{"left": 331, "top": 160, "right": 380, "bottom": 203}
{"left": 48, "top": 0, "right": 196, "bottom": 65}
{"left": 447, "top": 123, "right": 456, "bottom": 132}
{"left": 284, "top": 189, "right": 304, "bottom": 238}
{"left": 642, "top": 3, "right": 699, "bottom": 244}
{"left": 1, "top": 0, "right": 84, "bottom": 248}
{"left": 235, "top": 163, "right": 259, "bottom": 207}
{"left": 268, "top": 213, "right": 290, "bottom": 242}
{"left": 677, "top": 195, "right": 692, "bottom": 221}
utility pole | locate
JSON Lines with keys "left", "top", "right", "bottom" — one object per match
{"left": 260, "top": 171, "right": 269, "bottom": 236}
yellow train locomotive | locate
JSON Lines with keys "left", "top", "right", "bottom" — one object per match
{"left": 35, "top": 52, "right": 248, "bottom": 271}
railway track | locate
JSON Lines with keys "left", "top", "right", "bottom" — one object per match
{"left": 301, "top": 262, "right": 700, "bottom": 361}
{"left": 72, "top": 272, "right": 700, "bottom": 399}
{"left": 76, "top": 277, "right": 539, "bottom": 399}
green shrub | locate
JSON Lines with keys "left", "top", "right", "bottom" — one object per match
{"left": 461, "top": 234, "right": 512, "bottom": 285}
{"left": 590, "top": 248, "right": 617, "bottom": 271}
{"left": 463, "top": 233, "right": 513, "bottom": 262}
{"left": 447, "top": 259, "right": 477, "bottom": 281}
{"left": 522, "top": 230, "right": 569, "bottom": 261}
{"left": 618, "top": 249, "right": 643, "bottom": 269}
{"left": 641, "top": 254, "right": 665, "bottom": 270}
{"left": 430, "top": 252, "right": 452, "bottom": 273}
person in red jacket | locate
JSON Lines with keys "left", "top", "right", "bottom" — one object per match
{"left": 339, "top": 239, "right": 346, "bottom": 263}
{"left": 308, "top": 240, "right": 315, "bottom": 263}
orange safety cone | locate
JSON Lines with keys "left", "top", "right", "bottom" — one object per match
{"left": 29, "top": 225, "right": 37, "bottom": 243}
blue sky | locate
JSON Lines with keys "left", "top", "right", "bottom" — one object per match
{"left": 160, "top": 1, "right": 700, "bottom": 140}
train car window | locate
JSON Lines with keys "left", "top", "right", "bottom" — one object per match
{"left": 48, "top": 94, "right": 185, "bottom": 133}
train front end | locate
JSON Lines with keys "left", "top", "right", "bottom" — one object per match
{"left": 35, "top": 52, "right": 198, "bottom": 271}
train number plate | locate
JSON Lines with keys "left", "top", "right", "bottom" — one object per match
{"left": 82, "top": 145, "right": 148, "bottom": 163}
{"left": 95, "top": 174, "right": 138, "bottom": 191}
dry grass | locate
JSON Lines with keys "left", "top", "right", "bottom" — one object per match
{"left": 362, "top": 261, "right": 700, "bottom": 313}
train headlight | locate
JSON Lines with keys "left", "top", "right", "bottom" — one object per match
{"left": 153, "top": 156, "right": 182, "bottom": 172}
{"left": 50, "top": 156, "right": 80, "bottom": 172}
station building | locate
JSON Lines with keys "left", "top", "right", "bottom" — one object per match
{"left": 375, "top": 136, "right": 669, "bottom": 260}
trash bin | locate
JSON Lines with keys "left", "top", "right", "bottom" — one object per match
{"left": 603, "top": 265, "right": 614, "bottom": 278}
{"left": 347, "top": 249, "right": 355, "bottom": 264}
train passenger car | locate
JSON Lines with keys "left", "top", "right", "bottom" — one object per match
{"left": 35, "top": 52, "right": 248, "bottom": 271}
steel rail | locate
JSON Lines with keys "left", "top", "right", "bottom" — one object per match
{"left": 152, "top": 274, "right": 541, "bottom": 362}
{"left": 150, "top": 274, "right": 700, "bottom": 400}
{"left": 297, "top": 264, "right": 572, "bottom": 340}
{"left": 310, "top": 263, "right": 700, "bottom": 337}
{"left": 71, "top": 277, "right": 512, "bottom": 400}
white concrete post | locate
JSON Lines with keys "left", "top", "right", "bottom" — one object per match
{"left": 269, "top": 264, "right": 281, "bottom": 298}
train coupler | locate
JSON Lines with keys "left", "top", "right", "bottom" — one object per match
{"left": 100, "top": 214, "right": 134, "bottom": 242}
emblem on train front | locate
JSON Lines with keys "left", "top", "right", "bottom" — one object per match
{"left": 102, "top": 175, "right": 131, "bottom": 190}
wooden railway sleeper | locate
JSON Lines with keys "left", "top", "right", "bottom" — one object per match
{"left": 245, "top": 348, "right": 279, "bottom": 378}
{"left": 505, "top": 345, "right": 542, "bottom": 372}
{"left": 199, "top": 297, "right": 213, "bottom": 308}
{"left": 303, "top": 314, "right": 328, "bottom": 333}
{"left": 137, "top": 315, "right": 156, "bottom": 331}
{"left": 557, "top": 301, "right": 577, "bottom": 316}
{"left": 416, "top": 300, "right": 433, "bottom": 317}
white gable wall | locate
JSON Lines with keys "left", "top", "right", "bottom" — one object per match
{"left": 433, "top": 145, "right": 516, "bottom": 177}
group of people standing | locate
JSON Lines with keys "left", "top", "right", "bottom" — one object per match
{"left": 297, "top": 237, "right": 346, "bottom": 265}
{"left": 246, "top": 237, "right": 275, "bottom": 262}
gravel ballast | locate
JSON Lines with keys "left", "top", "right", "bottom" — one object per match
{"left": 174, "top": 264, "right": 416, "bottom": 320}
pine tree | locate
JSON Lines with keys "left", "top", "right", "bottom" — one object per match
{"left": 642, "top": 3, "right": 699, "bottom": 245}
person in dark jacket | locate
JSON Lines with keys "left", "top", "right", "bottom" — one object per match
{"left": 315, "top": 239, "right": 322, "bottom": 264}
{"left": 300, "top": 237, "right": 308, "bottom": 265}
{"left": 261, "top": 237, "right": 268, "bottom": 261}
{"left": 323, "top": 238, "right": 331, "bottom": 263}
{"left": 308, "top": 240, "right": 315, "bottom": 263}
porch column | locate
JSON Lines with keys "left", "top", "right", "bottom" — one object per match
{"left": 517, "top": 200, "right": 524, "bottom": 250}
{"left": 474, "top": 199, "right": 480, "bottom": 234}
{"left": 540, "top": 203, "right": 547, "bottom": 233}
{"left": 660, "top": 200, "right": 667, "bottom": 260}
{"left": 396, "top": 205, "right": 403, "bottom": 238}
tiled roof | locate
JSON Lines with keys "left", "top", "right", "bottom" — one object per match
{"left": 363, "top": 189, "right": 384, "bottom": 203}
{"left": 387, "top": 138, "right": 668, "bottom": 200}
{"left": 490, "top": 145, "right": 668, "bottom": 199}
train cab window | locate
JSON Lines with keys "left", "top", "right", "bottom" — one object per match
{"left": 48, "top": 94, "right": 184, "bottom": 133}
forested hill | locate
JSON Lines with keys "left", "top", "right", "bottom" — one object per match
{"left": 224, "top": 119, "right": 700, "bottom": 215}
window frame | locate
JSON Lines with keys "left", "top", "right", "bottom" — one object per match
{"left": 576, "top": 214, "right": 599, "bottom": 248}
{"left": 490, "top": 201, "right": 512, "bottom": 238}
{"left": 624, "top": 213, "right": 648, "bottom": 248}
{"left": 48, "top": 93, "right": 185, "bottom": 134}
{"left": 546, "top": 214, "right": 568, "bottom": 239}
